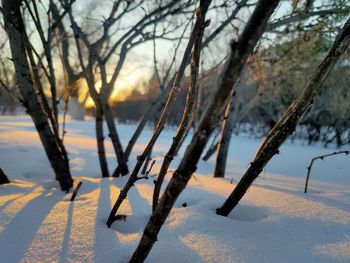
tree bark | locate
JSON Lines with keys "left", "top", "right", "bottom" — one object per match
{"left": 214, "top": 96, "right": 236, "bottom": 178}
{"left": 128, "top": 1, "right": 280, "bottom": 262}
{"left": 216, "top": 16, "right": 350, "bottom": 217}
{"left": 173, "top": 123, "right": 191, "bottom": 157}
{"left": 152, "top": 16, "right": 205, "bottom": 211}
{"left": 141, "top": 147, "right": 153, "bottom": 175}
{"left": 96, "top": 105, "right": 110, "bottom": 177}
{"left": 107, "top": 0, "right": 212, "bottom": 227}
{"left": 101, "top": 99, "right": 129, "bottom": 176}
{"left": 2, "top": 0, "right": 73, "bottom": 191}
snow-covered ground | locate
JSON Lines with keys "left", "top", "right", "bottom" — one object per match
{"left": 0, "top": 115, "right": 349, "bottom": 263}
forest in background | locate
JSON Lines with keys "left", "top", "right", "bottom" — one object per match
{"left": 1, "top": 1, "right": 349, "bottom": 148}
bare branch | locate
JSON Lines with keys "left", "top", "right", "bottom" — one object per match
{"left": 304, "top": 150, "right": 349, "bottom": 193}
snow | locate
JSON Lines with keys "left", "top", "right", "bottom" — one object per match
{"left": 0, "top": 115, "right": 350, "bottom": 263}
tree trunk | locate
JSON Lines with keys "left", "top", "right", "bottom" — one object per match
{"left": 100, "top": 99, "right": 129, "bottom": 176}
{"left": 128, "top": 1, "right": 279, "bottom": 261}
{"left": 107, "top": 0, "right": 212, "bottom": 227}
{"left": 216, "top": 16, "right": 350, "bottom": 217}
{"left": 141, "top": 148, "right": 153, "bottom": 175}
{"left": 2, "top": 0, "right": 73, "bottom": 191}
{"left": 214, "top": 96, "right": 235, "bottom": 178}
{"left": 173, "top": 124, "right": 191, "bottom": 157}
{"left": 96, "top": 106, "right": 110, "bottom": 177}
{"left": 152, "top": 17, "right": 205, "bottom": 211}
{"left": 141, "top": 123, "right": 156, "bottom": 175}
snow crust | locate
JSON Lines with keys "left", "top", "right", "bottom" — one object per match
{"left": 1, "top": 116, "right": 349, "bottom": 262}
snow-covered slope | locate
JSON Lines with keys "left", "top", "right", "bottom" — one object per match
{"left": 1, "top": 116, "right": 349, "bottom": 263}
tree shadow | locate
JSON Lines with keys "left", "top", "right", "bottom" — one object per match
{"left": 58, "top": 202, "right": 74, "bottom": 263}
{"left": 93, "top": 178, "right": 122, "bottom": 262}
{"left": 0, "top": 185, "right": 37, "bottom": 209}
{"left": 0, "top": 189, "right": 64, "bottom": 262}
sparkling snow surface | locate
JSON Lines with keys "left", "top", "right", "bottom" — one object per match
{"left": 0, "top": 115, "right": 349, "bottom": 263}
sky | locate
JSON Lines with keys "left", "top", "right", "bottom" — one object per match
{"left": 2, "top": 0, "right": 341, "bottom": 106}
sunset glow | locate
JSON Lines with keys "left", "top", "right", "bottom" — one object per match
{"left": 82, "top": 73, "right": 146, "bottom": 109}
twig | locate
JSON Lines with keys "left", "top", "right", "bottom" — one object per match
{"left": 304, "top": 150, "right": 349, "bottom": 193}
{"left": 146, "top": 160, "right": 156, "bottom": 176}
{"left": 136, "top": 160, "right": 156, "bottom": 182}
{"left": 61, "top": 92, "right": 69, "bottom": 142}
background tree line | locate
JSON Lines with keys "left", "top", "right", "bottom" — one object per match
{"left": 88, "top": 29, "right": 350, "bottom": 148}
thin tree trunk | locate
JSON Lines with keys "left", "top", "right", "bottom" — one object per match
{"left": 2, "top": 0, "right": 73, "bottom": 191}
{"left": 141, "top": 147, "right": 153, "bottom": 175}
{"left": 216, "top": 16, "right": 350, "bottom": 217}
{"left": 152, "top": 16, "right": 205, "bottom": 211}
{"left": 128, "top": 1, "right": 279, "bottom": 261}
{"left": 173, "top": 124, "right": 191, "bottom": 157}
{"left": 142, "top": 123, "right": 156, "bottom": 175}
{"left": 107, "top": 0, "right": 212, "bottom": 227}
{"left": 96, "top": 106, "right": 110, "bottom": 177}
{"left": 101, "top": 99, "right": 129, "bottom": 176}
{"left": 214, "top": 96, "right": 235, "bottom": 178}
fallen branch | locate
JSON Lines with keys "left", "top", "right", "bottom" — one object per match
{"left": 304, "top": 150, "right": 349, "bottom": 193}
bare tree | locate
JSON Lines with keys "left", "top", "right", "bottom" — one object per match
{"left": 106, "top": 0, "right": 212, "bottom": 227}
{"left": 60, "top": 0, "right": 194, "bottom": 177}
{"left": 1, "top": 0, "right": 73, "bottom": 191}
{"left": 206, "top": 0, "right": 350, "bottom": 178}
{"left": 128, "top": 1, "right": 280, "bottom": 261}
{"left": 113, "top": 0, "right": 252, "bottom": 175}
{"left": 115, "top": 0, "right": 350, "bottom": 175}
{"left": 217, "top": 16, "right": 350, "bottom": 217}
